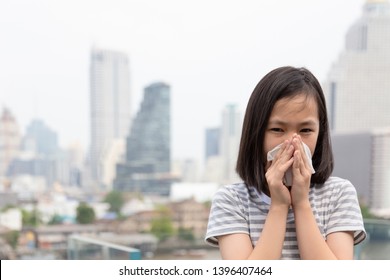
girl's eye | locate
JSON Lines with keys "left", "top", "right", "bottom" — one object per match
{"left": 300, "top": 128, "right": 312, "bottom": 133}
{"left": 270, "top": 128, "right": 284, "bottom": 132}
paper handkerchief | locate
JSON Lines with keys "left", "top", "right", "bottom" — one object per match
{"left": 266, "top": 142, "right": 315, "bottom": 186}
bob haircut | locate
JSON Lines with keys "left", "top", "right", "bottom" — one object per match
{"left": 236, "top": 66, "right": 333, "bottom": 194}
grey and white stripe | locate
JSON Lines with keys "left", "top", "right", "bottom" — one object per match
{"left": 205, "top": 176, "right": 366, "bottom": 259}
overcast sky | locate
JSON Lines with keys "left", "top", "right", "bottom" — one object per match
{"left": 0, "top": 0, "right": 365, "bottom": 162}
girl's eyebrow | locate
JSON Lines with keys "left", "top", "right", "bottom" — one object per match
{"left": 268, "top": 119, "right": 318, "bottom": 126}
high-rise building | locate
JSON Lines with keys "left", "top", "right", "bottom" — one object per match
{"left": 324, "top": 0, "right": 390, "bottom": 214}
{"left": 24, "top": 119, "right": 59, "bottom": 157}
{"left": 205, "top": 128, "right": 220, "bottom": 162}
{"left": 0, "top": 107, "right": 21, "bottom": 176}
{"left": 203, "top": 127, "right": 222, "bottom": 183}
{"left": 202, "top": 105, "right": 243, "bottom": 184}
{"left": 219, "top": 104, "right": 242, "bottom": 184}
{"left": 332, "top": 129, "right": 390, "bottom": 213}
{"left": 113, "top": 82, "right": 172, "bottom": 196}
{"left": 89, "top": 48, "right": 131, "bottom": 189}
{"left": 324, "top": 0, "right": 390, "bottom": 131}
{"left": 8, "top": 119, "right": 64, "bottom": 188}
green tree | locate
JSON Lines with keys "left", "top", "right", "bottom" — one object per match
{"left": 203, "top": 200, "right": 211, "bottom": 209}
{"left": 150, "top": 216, "right": 175, "bottom": 241}
{"left": 3, "top": 230, "right": 20, "bottom": 249}
{"left": 177, "top": 227, "right": 195, "bottom": 242}
{"left": 21, "top": 208, "right": 42, "bottom": 227}
{"left": 48, "top": 214, "right": 63, "bottom": 225}
{"left": 103, "top": 190, "right": 124, "bottom": 215}
{"left": 360, "top": 203, "right": 377, "bottom": 219}
{"left": 76, "top": 202, "right": 96, "bottom": 224}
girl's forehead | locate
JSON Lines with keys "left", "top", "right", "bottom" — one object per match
{"left": 270, "top": 94, "right": 318, "bottom": 120}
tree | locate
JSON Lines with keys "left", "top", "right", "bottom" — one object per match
{"left": 3, "top": 230, "right": 19, "bottom": 249}
{"left": 177, "top": 227, "right": 195, "bottom": 242}
{"left": 21, "top": 208, "right": 42, "bottom": 227}
{"left": 150, "top": 216, "right": 175, "bottom": 241}
{"left": 76, "top": 202, "right": 96, "bottom": 224}
{"left": 48, "top": 214, "right": 63, "bottom": 225}
{"left": 203, "top": 200, "right": 211, "bottom": 209}
{"left": 360, "top": 203, "right": 378, "bottom": 219}
{"left": 103, "top": 190, "right": 124, "bottom": 215}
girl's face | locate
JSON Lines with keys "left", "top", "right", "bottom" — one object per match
{"left": 264, "top": 93, "right": 319, "bottom": 158}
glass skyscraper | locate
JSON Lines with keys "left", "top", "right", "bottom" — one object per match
{"left": 205, "top": 128, "right": 220, "bottom": 161}
{"left": 114, "top": 82, "right": 172, "bottom": 196}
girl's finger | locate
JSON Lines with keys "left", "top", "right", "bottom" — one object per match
{"left": 293, "top": 136, "right": 310, "bottom": 170}
{"left": 293, "top": 150, "right": 302, "bottom": 172}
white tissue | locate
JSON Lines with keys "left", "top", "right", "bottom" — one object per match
{"left": 266, "top": 142, "right": 315, "bottom": 186}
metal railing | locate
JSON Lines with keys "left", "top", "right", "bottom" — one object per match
{"left": 67, "top": 234, "right": 141, "bottom": 260}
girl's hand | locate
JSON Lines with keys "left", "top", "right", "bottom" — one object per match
{"left": 265, "top": 139, "right": 294, "bottom": 207}
{"left": 290, "top": 135, "right": 312, "bottom": 208}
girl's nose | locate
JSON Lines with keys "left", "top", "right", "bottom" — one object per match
{"left": 285, "top": 132, "right": 298, "bottom": 142}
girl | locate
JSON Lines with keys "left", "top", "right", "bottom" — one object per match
{"left": 205, "top": 66, "right": 366, "bottom": 259}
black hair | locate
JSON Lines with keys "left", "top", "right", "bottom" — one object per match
{"left": 236, "top": 66, "right": 333, "bottom": 193}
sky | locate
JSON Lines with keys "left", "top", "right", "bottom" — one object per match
{"left": 0, "top": 0, "right": 365, "bottom": 162}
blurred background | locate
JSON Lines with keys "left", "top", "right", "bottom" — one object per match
{"left": 0, "top": 0, "right": 389, "bottom": 260}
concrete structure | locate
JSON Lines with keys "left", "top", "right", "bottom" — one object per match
{"left": 169, "top": 182, "right": 219, "bottom": 203}
{"left": 172, "top": 158, "right": 201, "bottom": 182}
{"left": 219, "top": 104, "right": 242, "bottom": 184}
{"left": 324, "top": 0, "right": 390, "bottom": 215}
{"left": 23, "top": 119, "right": 59, "bottom": 157}
{"left": 169, "top": 197, "right": 211, "bottom": 239}
{"left": 89, "top": 48, "right": 131, "bottom": 189}
{"left": 100, "top": 139, "right": 125, "bottom": 190}
{"left": 202, "top": 104, "right": 243, "bottom": 184}
{"left": 0, "top": 107, "right": 21, "bottom": 176}
{"left": 324, "top": 0, "right": 390, "bottom": 131}
{"left": 0, "top": 208, "right": 22, "bottom": 230}
{"left": 331, "top": 129, "right": 390, "bottom": 214}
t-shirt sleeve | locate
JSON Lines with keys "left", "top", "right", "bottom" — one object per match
{"left": 326, "top": 180, "right": 367, "bottom": 245}
{"left": 205, "top": 186, "right": 249, "bottom": 247}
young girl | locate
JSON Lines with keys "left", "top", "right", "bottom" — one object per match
{"left": 205, "top": 66, "right": 366, "bottom": 259}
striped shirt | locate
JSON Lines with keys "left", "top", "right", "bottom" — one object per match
{"left": 205, "top": 176, "right": 366, "bottom": 259}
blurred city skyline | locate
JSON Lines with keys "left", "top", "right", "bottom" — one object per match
{"left": 0, "top": 0, "right": 365, "bottom": 162}
{"left": 2, "top": 0, "right": 390, "bottom": 261}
